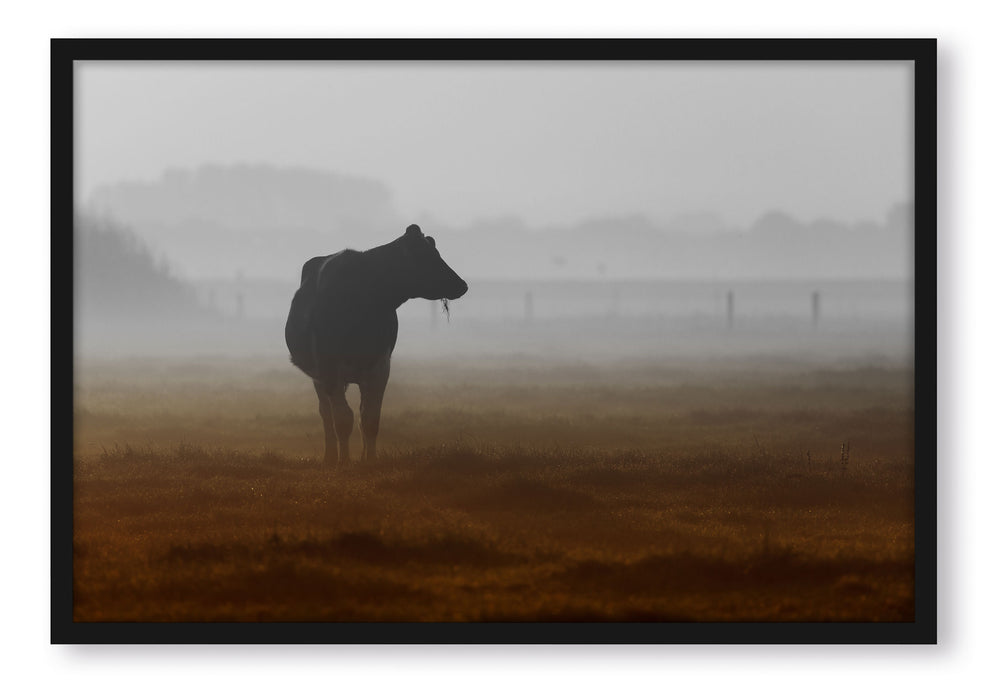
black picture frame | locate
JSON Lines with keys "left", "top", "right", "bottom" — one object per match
{"left": 52, "top": 37, "right": 936, "bottom": 644}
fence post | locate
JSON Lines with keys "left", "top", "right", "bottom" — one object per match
{"left": 234, "top": 269, "right": 245, "bottom": 319}
{"left": 727, "top": 290, "right": 734, "bottom": 329}
{"left": 812, "top": 290, "right": 820, "bottom": 327}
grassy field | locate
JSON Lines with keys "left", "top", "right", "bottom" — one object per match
{"left": 72, "top": 355, "right": 915, "bottom": 622}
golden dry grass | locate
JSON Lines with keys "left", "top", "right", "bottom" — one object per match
{"left": 73, "top": 356, "right": 914, "bottom": 622}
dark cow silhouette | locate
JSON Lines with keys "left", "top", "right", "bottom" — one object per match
{"left": 285, "top": 224, "right": 468, "bottom": 466}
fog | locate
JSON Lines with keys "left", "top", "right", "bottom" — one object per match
{"left": 76, "top": 61, "right": 911, "bottom": 230}
{"left": 73, "top": 61, "right": 914, "bottom": 365}
{"left": 75, "top": 213, "right": 911, "bottom": 363}
{"left": 68, "top": 58, "right": 919, "bottom": 631}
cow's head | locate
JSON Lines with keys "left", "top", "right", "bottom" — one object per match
{"left": 400, "top": 224, "right": 469, "bottom": 301}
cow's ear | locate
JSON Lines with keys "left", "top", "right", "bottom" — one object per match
{"left": 405, "top": 224, "right": 424, "bottom": 239}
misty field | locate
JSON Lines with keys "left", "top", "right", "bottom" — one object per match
{"left": 72, "top": 356, "right": 914, "bottom": 622}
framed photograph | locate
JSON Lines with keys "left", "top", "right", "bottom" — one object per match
{"left": 53, "top": 38, "right": 935, "bottom": 643}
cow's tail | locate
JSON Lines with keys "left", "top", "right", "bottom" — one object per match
{"left": 285, "top": 285, "right": 317, "bottom": 378}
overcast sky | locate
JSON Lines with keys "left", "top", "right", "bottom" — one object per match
{"left": 75, "top": 61, "right": 912, "bottom": 229}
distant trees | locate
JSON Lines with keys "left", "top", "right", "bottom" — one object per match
{"left": 82, "top": 161, "right": 914, "bottom": 281}
{"left": 74, "top": 212, "right": 204, "bottom": 321}
{"left": 90, "top": 163, "right": 397, "bottom": 231}
{"left": 433, "top": 203, "right": 913, "bottom": 280}
{"left": 86, "top": 164, "right": 402, "bottom": 279}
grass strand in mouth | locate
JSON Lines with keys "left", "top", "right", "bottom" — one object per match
{"left": 441, "top": 298, "right": 450, "bottom": 321}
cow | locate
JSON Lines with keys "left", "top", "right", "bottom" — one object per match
{"left": 285, "top": 224, "right": 468, "bottom": 467}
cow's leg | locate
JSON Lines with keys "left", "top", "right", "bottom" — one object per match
{"left": 314, "top": 379, "right": 353, "bottom": 467}
{"left": 359, "top": 356, "right": 391, "bottom": 462}
{"left": 313, "top": 381, "right": 337, "bottom": 467}
{"left": 327, "top": 384, "right": 354, "bottom": 466}
{"left": 358, "top": 388, "right": 383, "bottom": 461}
